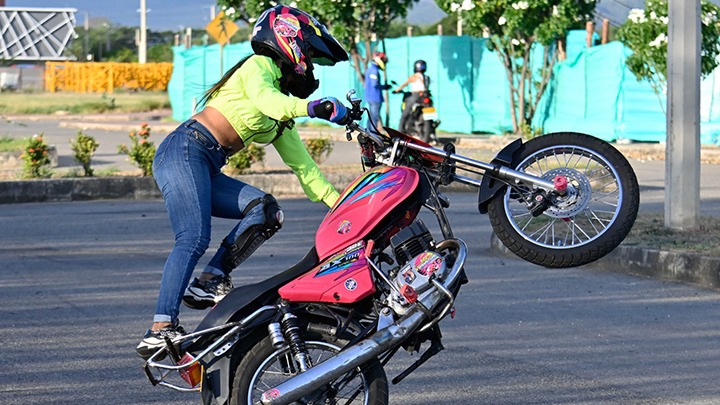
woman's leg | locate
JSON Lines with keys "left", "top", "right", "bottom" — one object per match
{"left": 152, "top": 129, "right": 215, "bottom": 324}
{"left": 181, "top": 173, "right": 282, "bottom": 308}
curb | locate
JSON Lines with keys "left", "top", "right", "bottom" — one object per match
{"left": 490, "top": 234, "right": 720, "bottom": 291}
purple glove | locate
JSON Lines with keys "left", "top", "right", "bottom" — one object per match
{"left": 308, "top": 97, "right": 348, "bottom": 124}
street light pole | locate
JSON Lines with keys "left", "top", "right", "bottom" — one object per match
{"left": 139, "top": 0, "right": 147, "bottom": 64}
{"left": 665, "top": 0, "right": 701, "bottom": 230}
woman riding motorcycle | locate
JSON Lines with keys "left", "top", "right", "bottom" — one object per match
{"left": 136, "top": 5, "right": 350, "bottom": 359}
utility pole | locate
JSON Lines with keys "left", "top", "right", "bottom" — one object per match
{"left": 138, "top": 0, "right": 147, "bottom": 64}
{"left": 665, "top": 0, "right": 701, "bottom": 230}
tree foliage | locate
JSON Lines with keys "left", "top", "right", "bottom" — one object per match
{"left": 617, "top": 0, "right": 720, "bottom": 101}
{"left": 437, "top": 0, "right": 596, "bottom": 135}
{"left": 217, "top": 0, "right": 420, "bottom": 83}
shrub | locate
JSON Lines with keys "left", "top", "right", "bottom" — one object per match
{"left": 70, "top": 131, "right": 99, "bottom": 177}
{"left": 225, "top": 144, "right": 266, "bottom": 175}
{"left": 21, "top": 134, "right": 52, "bottom": 179}
{"left": 303, "top": 137, "right": 334, "bottom": 164}
{"left": 118, "top": 122, "right": 156, "bottom": 176}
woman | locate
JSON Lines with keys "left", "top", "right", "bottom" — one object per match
{"left": 393, "top": 59, "right": 430, "bottom": 133}
{"left": 136, "top": 5, "right": 349, "bottom": 358}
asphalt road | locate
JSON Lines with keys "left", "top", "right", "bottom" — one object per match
{"left": 2, "top": 194, "right": 720, "bottom": 405}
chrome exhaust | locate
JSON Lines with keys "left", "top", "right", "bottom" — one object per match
{"left": 260, "top": 307, "right": 427, "bottom": 405}
{"left": 260, "top": 239, "right": 467, "bottom": 405}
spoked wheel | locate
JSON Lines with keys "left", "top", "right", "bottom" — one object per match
{"left": 488, "top": 132, "right": 639, "bottom": 268}
{"left": 231, "top": 332, "right": 388, "bottom": 405}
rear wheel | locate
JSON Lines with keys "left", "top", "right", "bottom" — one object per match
{"left": 422, "top": 120, "right": 435, "bottom": 144}
{"left": 230, "top": 328, "right": 388, "bottom": 405}
{"left": 487, "top": 132, "right": 639, "bottom": 268}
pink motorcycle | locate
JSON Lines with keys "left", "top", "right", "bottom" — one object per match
{"left": 143, "top": 91, "right": 639, "bottom": 404}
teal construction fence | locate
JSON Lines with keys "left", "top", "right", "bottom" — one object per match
{"left": 168, "top": 31, "right": 720, "bottom": 144}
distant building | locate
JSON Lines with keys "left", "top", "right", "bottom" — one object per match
{"left": 0, "top": 7, "right": 77, "bottom": 62}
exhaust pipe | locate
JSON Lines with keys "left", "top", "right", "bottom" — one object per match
{"left": 260, "top": 307, "right": 427, "bottom": 405}
{"left": 260, "top": 239, "right": 467, "bottom": 405}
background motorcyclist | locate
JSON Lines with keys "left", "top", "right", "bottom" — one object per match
{"left": 393, "top": 59, "right": 431, "bottom": 133}
{"left": 363, "top": 51, "right": 391, "bottom": 134}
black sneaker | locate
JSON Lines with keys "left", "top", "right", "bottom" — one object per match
{"left": 136, "top": 319, "right": 186, "bottom": 360}
{"left": 182, "top": 274, "right": 233, "bottom": 310}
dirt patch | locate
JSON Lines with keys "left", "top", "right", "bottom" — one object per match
{"left": 622, "top": 214, "right": 720, "bottom": 257}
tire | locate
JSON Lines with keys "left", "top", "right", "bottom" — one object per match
{"left": 487, "top": 132, "right": 639, "bottom": 268}
{"left": 421, "top": 120, "right": 434, "bottom": 144}
{"left": 230, "top": 326, "right": 388, "bottom": 405}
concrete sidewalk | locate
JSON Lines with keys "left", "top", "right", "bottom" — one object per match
{"left": 2, "top": 110, "right": 720, "bottom": 293}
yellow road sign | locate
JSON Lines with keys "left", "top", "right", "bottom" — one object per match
{"left": 206, "top": 11, "right": 239, "bottom": 45}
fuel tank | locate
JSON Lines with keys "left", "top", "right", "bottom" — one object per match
{"left": 315, "top": 166, "right": 420, "bottom": 260}
{"left": 278, "top": 241, "right": 375, "bottom": 303}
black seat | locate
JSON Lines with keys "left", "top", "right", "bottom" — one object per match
{"left": 193, "top": 247, "right": 319, "bottom": 332}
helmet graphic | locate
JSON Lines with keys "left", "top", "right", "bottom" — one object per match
{"left": 414, "top": 59, "right": 427, "bottom": 73}
{"left": 373, "top": 52, "right": 388, "bottom": 70}
{"left": 251, "top": 5, "right": 348, "bottom": 74}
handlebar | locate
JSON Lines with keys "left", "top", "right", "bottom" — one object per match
{"left": 340, "top": 89, "right": 558, "bottom": 193}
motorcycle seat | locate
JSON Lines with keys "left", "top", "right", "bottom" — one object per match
{"left": 193, "top": 247, "right": 320, "bottom": 332}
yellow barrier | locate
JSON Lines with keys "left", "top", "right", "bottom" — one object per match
{"left": 44, "top": 62, "right": 173, "bottom": 93}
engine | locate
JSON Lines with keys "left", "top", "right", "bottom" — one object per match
{"left": 386, "top": 220, "right": 448, "bottom": 315}
{"left": 390, "top": 220, "right": 434, "bottom": 267}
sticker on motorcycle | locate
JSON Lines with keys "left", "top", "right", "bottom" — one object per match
{"left": 345, "top": 278, "right": 358, "bottom": 291}
{"left": 337, "top": 219, "right": 352, "bottom": 234}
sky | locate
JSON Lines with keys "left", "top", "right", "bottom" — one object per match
{"left": 7, "top": 1, "right": 716, "bottom": 33}
{"left": 5, "top": 0, "right": 447, "bottom": 31}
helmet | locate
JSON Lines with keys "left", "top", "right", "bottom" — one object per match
{"left": 414, "top": 59, "right": 427, "bottom": 73}
{"left": 372, "top": 52, "right": 388, "bottom": 70}
{"left": 251, "top": 5, "right": 348, "bottom": 98}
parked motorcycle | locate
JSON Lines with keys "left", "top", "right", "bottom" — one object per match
{"left": 143, "top": 90, "right": 639, "bottom": 405}
{"left": 396, "top": 89, "right": 440, "bottom": 144}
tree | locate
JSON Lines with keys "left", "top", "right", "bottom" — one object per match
{"left": 217, "top": 0, "right": 420, "bottom": 84}
{"left": 437, "top": 0, "right": 596, "bottom": 136}
{"left": 617, "top": 0, "right": 720, "bottom": 112}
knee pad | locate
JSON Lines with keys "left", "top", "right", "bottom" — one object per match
{"left": 221, "top": 195, "right": 284, "bottom": 271}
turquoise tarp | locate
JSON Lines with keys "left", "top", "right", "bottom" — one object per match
{"left": 168, "top": 32, "right": 720, "bottom": 144}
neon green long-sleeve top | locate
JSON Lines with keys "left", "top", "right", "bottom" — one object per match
{"left": 205, "top": 54, "right": 339, "bottom": 207}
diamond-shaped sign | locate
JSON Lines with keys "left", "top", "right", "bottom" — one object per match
{"left": 206, "top": 11, "right": 239, "bottom": 45}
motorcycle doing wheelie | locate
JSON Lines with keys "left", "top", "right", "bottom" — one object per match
{"left": 142, "top": 90, "right": 639, "bottom": 404}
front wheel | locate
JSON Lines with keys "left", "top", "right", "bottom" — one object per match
{"left": 487, "top": 132, "right": 639, "bottom": 268}
{"left": 230, "top": 329, "right": 388, "bottom": 405}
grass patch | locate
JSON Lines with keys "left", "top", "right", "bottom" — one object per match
{"left": 623, "top": 214, "right": 720, "bottom": 257}
{"left": 0, "top": 91, "right": 170, "bottom": 115}
{"left": 0, "top": 136, "right": 25, "bottom": 152}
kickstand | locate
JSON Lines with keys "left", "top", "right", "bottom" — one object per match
{"left": 391, "top": 338, "right": 444, "bottom": 385}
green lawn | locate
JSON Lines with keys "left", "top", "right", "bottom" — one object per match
{"left": 0, "top": 91, "right": 170, "bottom": 115}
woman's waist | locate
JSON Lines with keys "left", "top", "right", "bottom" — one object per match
{"left": 192, "top": 108, "right": 245, "bottom": 154}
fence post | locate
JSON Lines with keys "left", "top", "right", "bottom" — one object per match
{"left": 601, "top": 19, "right": 610, "bottom": 44}
{"left": 586, "top": 21, "right": 595, "bottom": 47}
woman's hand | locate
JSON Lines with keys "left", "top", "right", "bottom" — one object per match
{"left": 308, "top": 97, "right": 349, "bottom": 124}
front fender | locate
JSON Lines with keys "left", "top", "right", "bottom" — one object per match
{"left": 477, "top": 138, "right": 524, "bottom": 214}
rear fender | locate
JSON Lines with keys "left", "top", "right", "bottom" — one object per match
{"left": 478, "top": 138, "right": 524, "bottom": 214}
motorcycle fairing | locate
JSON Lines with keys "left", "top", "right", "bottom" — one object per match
{"left": 278, "top": 241, "right": 376, "bottom": 303}
{"left": 315, "top": 166, "right": 420, "bottom": 260}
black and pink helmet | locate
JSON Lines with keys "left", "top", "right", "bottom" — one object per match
{"left": 251, "top": 5, "right": 348, "bottom": 75}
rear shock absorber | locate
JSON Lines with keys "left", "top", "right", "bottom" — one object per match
{"left": 280, "top": 301, "right": 312, "bottom": 372}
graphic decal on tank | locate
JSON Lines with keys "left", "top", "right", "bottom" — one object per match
{"left": 331, "top": 167, "right": 405, "bottom": 212}
{"left": 315, "top": 241, "right": 365, "bottom": 280}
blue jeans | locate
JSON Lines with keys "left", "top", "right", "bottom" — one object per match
{"left": 152, "top": 119, "right": 267, "bottom": 324}
{"left": 367, "top": 102, "right": 382, "bottom": 134}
